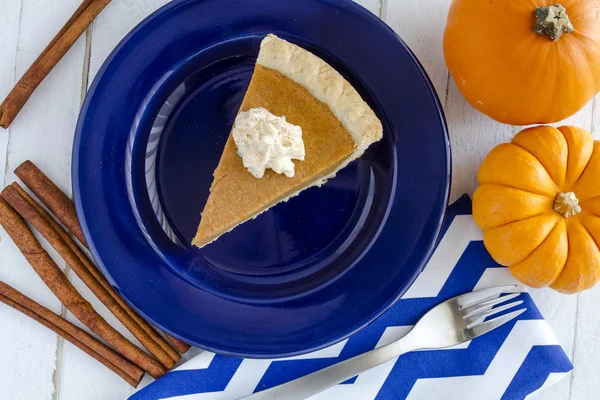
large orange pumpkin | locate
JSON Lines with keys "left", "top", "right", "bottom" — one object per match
{"left": 473, "top": 126, "right": 600, "bottom": 294}
{"left": 444, "top": 0, "right": 600, "bottom": 125}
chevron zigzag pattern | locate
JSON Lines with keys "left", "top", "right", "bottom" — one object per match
{"left": 131, "top": 195, "right": 573, "bottom": 400}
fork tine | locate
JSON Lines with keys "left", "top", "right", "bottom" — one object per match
{"left": 463, "top": 293, "right": 521, "bottom": 319}
{"left": 470, "top": 308, "right": 526, "bottom": 336}
{"left": 457, "top": 285, "right": 518, "bottom": 309}
{"left": 467, "top": 300, "right": 524, "bottom": 327}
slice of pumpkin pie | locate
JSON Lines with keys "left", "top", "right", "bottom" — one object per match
{"left": 192, "top": 34, "right": 383, "bottom": 248}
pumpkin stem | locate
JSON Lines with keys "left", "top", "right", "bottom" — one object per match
{"left": 534, "top": 5, "right": 574, "bottom": 41}
{"left": 554, "top": 192, "right": 582, "bottom": 218}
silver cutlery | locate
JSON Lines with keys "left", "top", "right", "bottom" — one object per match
{"left": 241, "top": 285, "right": 525, "bottom": 400}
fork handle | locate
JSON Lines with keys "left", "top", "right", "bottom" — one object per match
{"left": 240, "top": 332, "right": 419, "bottom": 400}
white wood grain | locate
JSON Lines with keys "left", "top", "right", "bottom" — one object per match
{"left": 569, "top": 95, "right": 600, "bottom": 400}
{"left": 594, "top": 96, "right": 599, "bottom": 137}
{"left": 353, "top": 0, "right": 380, "bottom": 16}
{"left": 570, "top": 289, "right": 600, "bottom": 400}
{"left": 441, "top": 56, "right": 598, "bottom": 400}
{"left": 0, "top": 0, "right": 599, "bottom": 399}
{"left": 59, "top": 280, "right": 154, "bottom": 400}
{"left": 444, "top": 80, "right": 515, "bottom": 202}
{"left": 528, "top": 290, "right": 576, "bottom": 400}
{"left": 88, "top": 0, "right": 172, "bottom": 82}
{"left": 61, "top": 1, "right": 171, "bottom": 397}
{"left": 385, "top": 0, "right": 451, "bottom": 103}
{"left": 386, "top": 3, "right": 594, "bottom": 400}
{"left": 386, "top": 0, "right": 510, "bottom": 205}
{"left": 0, "top": 1, "right": 88, "bottom": 399}
{"left": 0, "top": 0, "right": 20, "bottom": 184}
{"left": 3, "top": 0, "right": 85, "bottom": 189}
{"left": 59, "top": 2, "right": 174, "bottom": 399}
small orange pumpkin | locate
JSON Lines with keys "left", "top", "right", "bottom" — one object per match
{"left": 444, "top": 0, "right": 600, "bottom": 125}
{"left": 473, "top": 126, "right": 600, "bottom": 294}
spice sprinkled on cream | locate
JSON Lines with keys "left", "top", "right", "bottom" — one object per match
{"left": 232, "top": 107, "right": 305, "bottom": 178}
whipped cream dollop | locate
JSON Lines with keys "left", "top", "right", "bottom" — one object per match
{"left": 232, "top": 107, "right": 305, "bottom": 178}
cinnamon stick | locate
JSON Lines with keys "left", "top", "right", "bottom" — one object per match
{"left": 0, "top": 281, "right": 143, "bottom": 387}
{"left": 2, "top": 184, "right": 177, "bottom": 369}
{"left": 15, "top": 160, "right": 86, "bottom": 246}
{"left": 165, "top": 333, "right": 192, "bottom": 354}
{"left": 7, "top": 182, "right": 181, "bottom": 366}
{"left": 0, "top": 0, "right": 112, "bottom": 128}
{"left": 0, "top": 198, "right": 166, "bottom": 378}
{"left": 39, "top": 0, "right": 97, "bottom": 64}
{"left": 15, "top": 160, "right": 192, "bottom": 353}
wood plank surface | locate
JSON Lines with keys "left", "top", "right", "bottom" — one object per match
{"left": 0, "top": 1, "right": 88, "bottom": 399}
{"left": 0, "top": 0, "right": 598, "bottom": 399}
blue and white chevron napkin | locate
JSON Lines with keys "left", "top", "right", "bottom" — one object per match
{"left": 131, "top": 195, "right": 573, "bottom": 400}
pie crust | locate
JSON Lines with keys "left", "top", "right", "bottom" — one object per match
{"left": 192, "top": 35, "right": 383, "bottom": 248}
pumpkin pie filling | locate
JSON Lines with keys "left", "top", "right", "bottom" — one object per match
{"left": 193, "top": 35, "right": 383, "bottom": 247}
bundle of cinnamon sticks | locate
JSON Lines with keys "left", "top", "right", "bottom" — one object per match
{"left": 0, "top": 160, "right": 190, "bottom": 387}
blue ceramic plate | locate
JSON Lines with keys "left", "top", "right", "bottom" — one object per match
{"left": 73, "top": 0, "right": 450, "bottom": 358}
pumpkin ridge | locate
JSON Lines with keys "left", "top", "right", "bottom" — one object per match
{"left": 547, "top": 220, "right": 568, "bottom": 286}
{"left": 527, "top": 219, "right": 560, "bottom": 258}
{"left": 561, "top": 127, "right": 571, "bottom": 190}
{"left": 480, "top": 182, "right": 556, "bottom": 200}
{"left": 550, "top": 221, "right": 600, "bottom": 294}
{"left": 570, "top": 144, "right": 600, "bottom": 199}
{"left": 483, "top": 211, "right": 554, "bottom": 231}
{"left": 557, "top": 126, "right": 595, "bottom": 190}
{"left": 510, "top": 219, "right": 568, "bottom": 287}
{"left": 480, "top": 182, "right": 556, "bottom": 199}
{"left": 484, "top": 213, "right": 559, "bottom": 266}
{"left": 511, "top": 140, "right": 566, "bottom": 189}
{"left": 478, "top": 143, "right": 560, "bottom": 196}
{"left": 518, "top": 214, "right": 559, "bottom": 264}
{"left": 579, "top": 198, "right": 600, "bottom": 217}
{"left": 558, "top": 219, "right": 600, "bottom": 292}
{"left": 578, "top": 217, "right": 600, "bottom": 254}
{"left": 586, "top": 208, "right": 600, "bottom": 218}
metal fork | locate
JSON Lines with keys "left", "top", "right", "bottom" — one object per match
{"left": 241, "top": 285, "right": 526, "bottom": 400}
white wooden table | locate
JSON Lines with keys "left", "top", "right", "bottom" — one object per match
{"left": 0, "top": 1, "right": 598, "bottom": 399}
